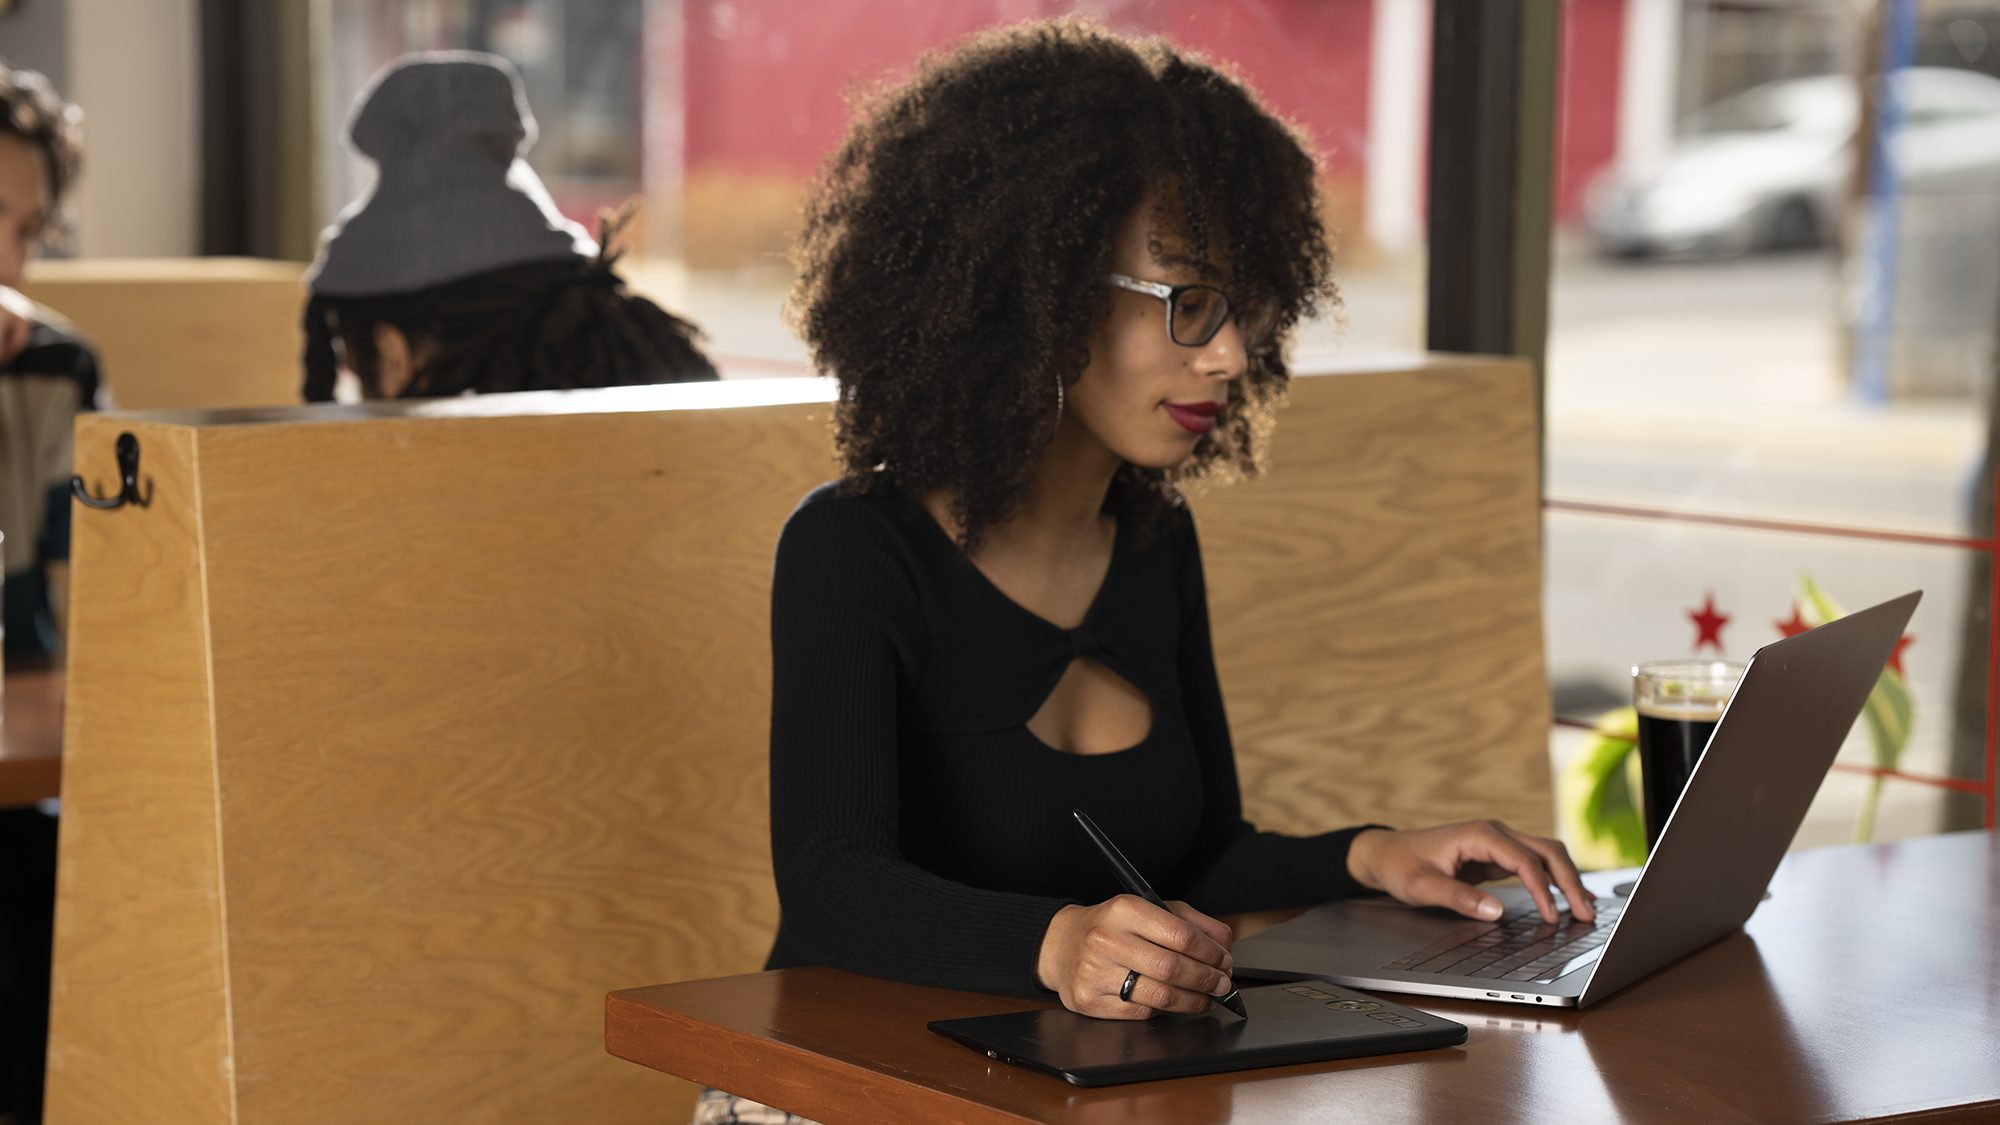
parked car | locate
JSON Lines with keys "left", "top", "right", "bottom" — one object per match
{"left": 1585, "top": 67, "right": 2000, "bottom": 258}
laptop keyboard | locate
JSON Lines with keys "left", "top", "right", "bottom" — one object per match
{"left": 1382, "top": 898, "right": 1622, "bottom": 983}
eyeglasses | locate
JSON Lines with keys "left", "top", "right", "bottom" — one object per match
{"left": 1106, "top": 273, "right": 1275, "bottom": 349}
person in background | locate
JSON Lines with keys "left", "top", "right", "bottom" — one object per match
{"left": 0, "top": 62, "right": 92, "bottom": 666}
{"left": 302, "top": 52, "right": 715, "bottom": 402}
{"left": 0, "top": 59, "right": 90, "bottom": 1125}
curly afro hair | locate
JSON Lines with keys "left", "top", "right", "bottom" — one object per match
{"left": 789, "top": 17, "right": 1336, "bottom": 550}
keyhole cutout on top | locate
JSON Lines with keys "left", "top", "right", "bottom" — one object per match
{"left": 1026, "top": 656, "right": 1153, "bottom": 756}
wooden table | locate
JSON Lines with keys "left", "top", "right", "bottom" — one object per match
{"left": 607, "top": 831, "right": 2000, "bottom": 1124}
{"left": 0, "top": 668, "right": 63, "bottom": 806}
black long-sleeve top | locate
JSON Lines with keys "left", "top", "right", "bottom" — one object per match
{"left": 765, "top": 481, "right": 1374, "bottom": 997}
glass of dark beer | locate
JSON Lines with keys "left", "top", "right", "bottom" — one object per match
{"left": 1632, "top": 660, "right": 1744, "bottom": 852}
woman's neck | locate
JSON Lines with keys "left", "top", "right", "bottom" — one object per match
{"left": 993, "top": 416, "right": 1120, "bottom": 557}
{"left": 922, "top": 415, "right": 1120, "bottom": 561}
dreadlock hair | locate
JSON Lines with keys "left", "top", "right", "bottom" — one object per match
{"left": 788, "top": 18, "right": 1336, "bottom": 552}
{"left": 302, "top": 246, "right": 716, "bottom": 402}
{"left": 0, "top": 61, "right": 84, "bottom": 246}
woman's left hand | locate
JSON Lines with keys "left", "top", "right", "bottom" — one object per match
{"left": 1345, "top": 820, "right": 1596, "bottom": 925}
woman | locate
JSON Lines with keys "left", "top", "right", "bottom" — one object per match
{"left": 767, "top": 14, "right": 1588, "bottom": 1041}
{"left": 0, "top": 61, "right": 93, "bottom": 664}
{"left": 0, "top": 59, "right": 90, "bottom": 1125}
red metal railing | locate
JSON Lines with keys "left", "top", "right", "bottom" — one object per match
{"left": 1543, "top": 495, "right": 1998, "bottom": 829}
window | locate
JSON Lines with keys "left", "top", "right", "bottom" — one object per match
{"left": 318, "top": 0, "right": 1430, "bottom": 374}
{"left": 1545, "top": 0, "right": 2000, "bottom": 854}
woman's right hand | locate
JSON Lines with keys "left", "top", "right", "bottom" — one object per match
{"left": 1035, "top": 895, "right": 1236, "bottom": 1019}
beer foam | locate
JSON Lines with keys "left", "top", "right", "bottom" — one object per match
{"left": 1635, "top": 700, "right": 1726, "bottom": 723}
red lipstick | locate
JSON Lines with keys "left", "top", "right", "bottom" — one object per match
{"left": 1163, "top": 400, "right": 1221, "bottom": 434}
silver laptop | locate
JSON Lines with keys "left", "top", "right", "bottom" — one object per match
{"left": 1234, "top": 590, "right": 1921, "bottom": 1009}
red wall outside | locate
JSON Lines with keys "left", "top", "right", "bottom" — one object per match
{"left": 677, "top": 0, "right": 1376, "bottom": 182}
{"left": 652, "top": 0, "right": 1627, "bottom": 241}
{"left": 1557, "top": 0, "right": 1625, "bottom": 221}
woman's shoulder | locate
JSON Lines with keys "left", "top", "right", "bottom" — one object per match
{"left": 3, "top": 318, "right": 101, "bottom": 386}
{"left": 1134, "top": 495, "right": 1208, "bottom": 601}
{"left": 1143, "top": 491, "right": 1201, "bottom": 556}
{"left": 780, "top": 476, "right": 929, "bottom": 556}
{"left": 774, "top": 479, "right": 934, "bottom": 645}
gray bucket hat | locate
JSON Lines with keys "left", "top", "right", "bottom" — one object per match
{"left": 305, "top": 51, "right": 595, "bottom": 297}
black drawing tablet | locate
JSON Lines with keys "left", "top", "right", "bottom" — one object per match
{"left": 928, "top": 979, "right": 1466, "bottom": 1087}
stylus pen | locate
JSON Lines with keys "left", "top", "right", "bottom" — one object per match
{"left": 1071, "top": 808, "right": 1249, "bottom": 1019}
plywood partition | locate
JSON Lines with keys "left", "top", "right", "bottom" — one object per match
{"left": 1194, "top": 354, "right": 1551, "bottom": 836}
{"left": 48, "top": 357, "right": 1545, "bottom": 1123}
{"left": 48, "top": 425, "right": 235, "bottom": 1121}
{"left": 20, "top": 257, "right": 306, "bottom": 411}
{"left": 51, "top": 380, "right": 843, "bottom": 1123}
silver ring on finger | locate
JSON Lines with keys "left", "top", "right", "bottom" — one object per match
{"left": 1119, "top": 969, "right": 1141, "bottom": 1003}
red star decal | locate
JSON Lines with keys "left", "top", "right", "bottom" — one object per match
{"left": 1689, "top": 592, "right": 1730, "bottom": 653}
{"left": 1886, "top": 633, "right": 1914, "bottom": 676}
{"left": 1776, "top": 604, "right": 1812, "bottom": 638}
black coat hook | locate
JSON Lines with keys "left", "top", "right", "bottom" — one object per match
{"left": 71, "top": 432, "right": 147, "bottom": 510}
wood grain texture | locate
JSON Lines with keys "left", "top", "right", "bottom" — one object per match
{"left": 1194, "top": 359, "right": 1551, "bottom": 837}
{"left": 0, "top": 670, "right": 64, "bottom": 806}
{"left": 190, "top": 403, "right": 839, "bottom": 1122}
{"left": 44, "top": 419, "right": 234, "bottom": 1123}
{"left": 47, "top": 358, "right": 1545, "bottom": 1122}
{"left": 19, "top": 258, "right": 306, "bottom": 411}
{"left": 608, "top": 832, "right": 2000, "bottom": 1124}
